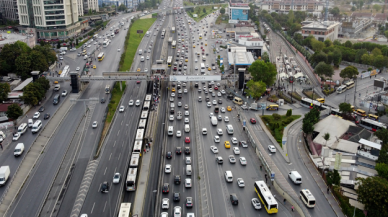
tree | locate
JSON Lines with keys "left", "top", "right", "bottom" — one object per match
{"left": 6, "top": 103, "right": 23, "bottom": 120}
{"left": 340, "top": 66, "right": 359, "bottom": 79}
{"left": 15, "top": 53, "right": 31, "bottom": 79}
{"left": 248, "top": 60, "right": 277, "bottom": 86}
{"left": 314, "top": 62, "right": 333, "bottom": 77}
{"left": 303, "top": 35, "right": 315, "bottom": 48}
{"left": 326, "top": 170, "right": 341, "bottom": 186}
{"left": 311, "top": 39, "right": 325, "bottom": 52}
{"left": 361, "top": 53, "right": 373, "bottom": 65}
{"left": 351, "top": 6, "right": 356, "bottom": 11}
{"left": 371, "top": 47, "right": 382, "bottom": 56}
{"left": 378, "top": 148, "right": 388, "bottom": 164}
{"left": 375, "top": 163, "right": 388, "bottom": 180}
{"left": 203, "top": 8, "right": 206, "bottom": 13}
{"left": 385, "top": 30, "right": 388, "bottom": 39}
{"left": 324, "top": 39, "right": 332, "bottom": 47}
{"left": 375, "top": 128, "right": 388, "bottom": 148}
{"left": 322, "top": 133, "right": 330, "bottom": 146}
{"left": 245, "top": 80, "right": 267, "bottom": 99}
{"left": 330, "top": 7, "right": 340, "bottom": 16}
{"left": 302, "top": 108, "right": 320, "bottom": 134}
{"left": 356, "top": 176, "right": 388, "bottom": 217}
{"left": 339, "top": 102, "right": 353, "bottom": 115}
{"left": 118, "top": 4, "right": 127, "bottom": 11}
{"left": 29, "top": 50, "right": 49, "bottom": 73}
{"left": 21, "top": 83, "right": 45, "bottom": 106}
{"left": 293, "top": 33, "right": 304, "bottom": 44}
{"left": 0, "top": 83, "right": 11, "bottom": 102}
{"left": 373, "top": 4, "right": 382, "bottom": 12}
{"left": 374, "top": 55, "right": 386, "bottom": 69}
{"left": 35, "top": 77, "right": 50, "bottom": 91}
{"left": 261, "top": 52, "right": 270, "bottom": 62}
{"left": 220, "top": 7, "right": 225, "bottom": 14}
{"left": 355, "top": 48, "right": 368, "bottom": 63}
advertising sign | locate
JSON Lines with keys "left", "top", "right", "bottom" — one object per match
{"left": 231, "top": 8, "right": 248, "bottom": 21}
{"left": 169, "top": 75, "right": 221, "bottom": 81}
{"left": 137, "top": 30, "right": 144, "bottom": 34}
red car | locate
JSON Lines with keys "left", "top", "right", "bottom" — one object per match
{"left": 214, "top": 86, "right": 218, "bottom": 90}
{"left": 250, "top": 118, "right": 256, "bottom": 124}
{"left": 137, "top": 81, "right": 141, "bottom": 84}
{"left": 185, "top": 137, "right": 191, "bottom": 144}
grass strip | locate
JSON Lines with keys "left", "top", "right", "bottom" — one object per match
{"left": 261, "top": 114, "right": 301, "bottom": 146}
{"left": 186, "top": 4, "right": 227, "bottom": 22}
{"left": 107, "top": 81, "right": 127, "bottom": 123}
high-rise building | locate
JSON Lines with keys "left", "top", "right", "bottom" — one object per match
{"left": 17, "top": 0, "right": 81, "bottom": 40}
{"left": 0, "top": 0, "right": 19, "bottom": 21}
{"left": 78, "top": 0, "right": 99, "bottom": 16}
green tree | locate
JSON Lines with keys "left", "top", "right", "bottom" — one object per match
{"left": 340, "top": 66, "right": 359, "bottom": 79}
{"left": 356, "top": 176, "right": 388, "bottom": 217}
{"left": 314, "top": 62, "right": 333, "bottom": 77}
{"left": 245, "top": 80, "right": 267, "bottom": 99}
{"left": 344, "top": 40, "right": 353, "bottom": 48}
{"left": 15, "top": 53, "right": 31, "bottom": 79}
{"left": 288, "top": 23, "right": 301, "bottom": 36}
{"left": 375, "top": 128, "right": 388, "bottom": 148}
{"left": 6, "top": 103, "right": 23, "bottom": 120}
{"left": 311, "top": 39, "right": 325, "bottom": 52}
{"left": 378, "top": 148, "right": 388, "bottom": 164}
{"left": 118, "top": 3, "right": 127, "bottom": 11}
{"left": 351, "top": 6, "right": 356, "bottom": 11}
{"left": 261, "top": 52, "right": 270, "bottom": 63}
{"left": 35, "top": 77, "right": 50, "bottom": 91}
{"left": 293, "top": 33, "right": 304, "bottom": 44}
{"left": 326, "top": 170, "right": 341, "bottom": 186}
{"left": 374, "top": 55, "right": 386, "bottom": 69}
{"left": 248, "top": 60, "right": 277, "bottom": 86}
{"left": 371, "top": 47, "right": 382, "bottom": 56}
{"left": 21, "top": 83, "right": 45, "bottom": 106}
{"left": 355, "top": 48, "right": 367, "bottom": 63}
{"left": 338, "top": 102, "right": 353, "bottom": 115}
{"left": 203, "top": 8, "right": 206, "bottom": 13}
{"left": 373, "top": 4, "right": 382, "bottom": 12}
{"left": 330, "top": 6, "right": 340, "bottom": 16}
{"left": 324, "top": 39, "right": 332, "bottom": 47}
{"left": 220, "top": 7, "right": 225, "bottom": 14}
{"left": 322, "top": 132, "right": 330, "bottom": 146}
{"left": 302, "top": 108, "right": 320, "bottom": 134}
{"left": 385, "top": 30, "right": 388, "bottom": 39}
{"left": 303, "top": 35, "right": 315, "bottom": 48}
{"left": 375, "top": 163, "right": 388, "bottom": 180}
{"left": 0, "top": 83, "right": 11, "bottom": 102}
{"left": 29, "top": 50, "right": 49, "bottom": 73}
{"left": 332, "top": 48, "right": 342, "bottom": 66}
{"left": 361, "top": 53, "right": 373, "bottom": 65}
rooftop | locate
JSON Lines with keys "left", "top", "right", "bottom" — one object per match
{"left": 226, "top": 27, "right": 256, "bottom": 33}
{"left": 301, "top": 21, "right": 341, "bottom": 30}
{"left": 313, "top": 115, "right": 356, "bottom": 147}
{"left": 13, "top": 78, "right": 33, "bottom": 91}
{"left": 0, "top": 32, "right": 29, "bottom": 46}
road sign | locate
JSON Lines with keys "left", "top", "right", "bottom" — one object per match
{"left": 137, "top": 30, "right": 143, "bottom": 34}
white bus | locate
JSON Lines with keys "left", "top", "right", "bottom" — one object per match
{"left": 129, "top": 153, "right": 140, "bottom": 168}
{"left": 336, "top": 85, "right": 347, "bottom": 94}
{"left": 145, "top": 94, "right": 152, "bottom": 101}
{"left": 60, "top": 65, "right": 70, "bottom": 77}
{"left": 345, "top": 80, "right": 355, "bottom": 90}
{"left": 93, "top": 34, "right": 98, "bottom": 39}
{"left": 172, "top": 40, "right": 176, "bottom": 49}
{"left": 300, "top": 97, "right": 328, "bottom": 111}
{"left": 105, "top": 85, "right": 110, "bottom": 94}
{"left": 254, "top": 181, "right": 278, "bottom": 214}
{"left": 141, "top": 111, "right": 148, "bottom": 119}
{"left": 200, "top": 63, "right": 205, "bottom": 73}
{"left": 135, "top": 129, "right": 145, "bottom": 141}
{"left": 138, "top": 119, "right": 147, "bottom": 129}
{"left": 103, "top": 40, "right": 109, "bottom": 47}
{"left": 133, "top": 140, "right": 142, "bottom": 153}
{"left": 167, "top": 56, "right": 173, "bottom": 67}
{"left": 300, "top": 189, "right": 316, "bottom": 208}
{"left": 118, "top": 203, "right": 131, "bottom": 217}
{"left": 125, "top": 168, "right": 138, "bottom": 191}
{"left": 97, "top": 52, "right": 105, "bottom": 62}
{"left": 359, "top": 118, "right": 387, "bottom": 132}
{"left": 143, "top": 101, "right": 150, "bottom": 111}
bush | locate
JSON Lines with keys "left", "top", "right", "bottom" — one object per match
{"left": 272, "top": 113, "right": 281, "bottom": 121}
{"left": 286, "top": 109, "right": 292, "bottom": 117}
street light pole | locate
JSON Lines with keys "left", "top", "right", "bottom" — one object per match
{"left": 152, "top": 190, "right": 157, "bottom": 217}
{"left": 234, "top": 50, "right": 236, "bottom": 92}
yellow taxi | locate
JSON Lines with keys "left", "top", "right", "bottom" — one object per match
{"left": 182, "top": 39, "right": 185, "bottom": 42}
{"left": 224, "top": 141, "right": 230, "bottom": 149}
{"left": 208, "top": 67, "right": 211, "bottom": 71}
{"left": 93, "top": 65, "right": 96, "bottom": 69}
{"left": 199, "top": 36, "right": 202, "bottom": 39}
{"left": 227, "top": 106, "right": 232, "bottom": 111}
{"left": 193, "top": 45, "right": 196, "bottom": 48}
{"left": 205, "top": 43, "right": 207, "bottom": 46}
{"left": 172, "top": 88, "right": 176, "bottom": 92}
{"left": 137, "top": 68, "right": 141, "bottom": 72}
{"left": 185, "top": 59, "right": 188, "bottom": 62}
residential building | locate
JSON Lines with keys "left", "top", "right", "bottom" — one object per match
{"left": 17, "top": 0, "right": 82, "bottom": 40}
{"left": 228, "top": 2, "right": 249, "bottom": 23}
{"left": 0, "top": 0, "right": 19, "bottom": 21}
{"left": 258, "top": 0, "right": 323, "bottom": 16}
{"left": 300, "top": 20, "right": 341, "bottom": 42}
{"left": 78, "top": 0, "right": 99, "bottom": 16}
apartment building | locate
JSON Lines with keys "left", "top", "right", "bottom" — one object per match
{"left": 78, "top": 0, "right": 99, "bottom": 16}
{"left": 259, "top": 0, "right": 323, "bottom": 16}
{"left": 301, "top": 20, "right": 341, "bottom": 42}
{"left": 0, "top": 0, "right": 19, "bottom": 21}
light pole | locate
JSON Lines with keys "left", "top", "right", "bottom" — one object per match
{"left": 152, "top": 190, "right": 157, "bottom": 217}
{"left": 233, "top": 49, "right": 236, "bottom": 92}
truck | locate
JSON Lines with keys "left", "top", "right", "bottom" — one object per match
{"left": 54, "top": 84, "right": 61, "bottom": 91}
{"left": 60, "top": 47, "right": 68, "bottom": 52}
{"left": 248, "top": 103, "right": 260, "bottom": 110}
{"left": 146, "top": 31, "right": 150, "bottom": 37}
{"left": 211, "top": 116, "right": 218, "bottom": 126}
{"left": 168, "top": 37, "right": 173, "bottom": 44}
{"left": 0, "top": 166, "right": 10, "bottom": 186}
{"left": 0, "top": 131, "right": 6, "bottom": 142}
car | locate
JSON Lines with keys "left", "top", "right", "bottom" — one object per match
{"left": 218, "top": 99, "right": 223, "bottom": 104}
{"left": 185, "top": 111, "right": 189, "bottom": 116}
{"left": 237, "top": 178, "right": 245, "bottom": 187}
{"left": 185, "top": 178, "right": 192, "bottom": 188}
{"left": 186, "top": 157, "right": 191, "bottom": 164}
{"left": 100, "top": 98, "right": 106, "bottom": 103}
{"left": 227, "top": 106, "right": 232, "bottom": 111}
{"left": 135, "top": 100, "right": 141, "bottom": 106}
{"left": 229, "top": 155, "right": 236, "bottom": 163}
{"left": 217, "top": 115, "right": 222, "bottom": 121}
{"left": 176, "top": 130, "right": 182, "bottom": 137}
{"left": 170, "top": 97, "right": 174, "bottom": 102}
{"left": 166, "top": 151, "right": 172, "bottom": 159}
{"left": 38, "top": 106, "right": 45, "bottom": 112}
{"left": 119, "top": 106, "right": 125, "bottom": 112}
{"left": 221, "top": 90, "right": 226, "bottom": 94}
{"left": 240, "top": 141, "right": 248, "bottom": 148}
{"left": 185, "top": 137, "right": 191, "bottom": 143}
{"left": 198, "top": 96, "right": 202, "bottom": 102}
{"left": 174, "top": 206, "right": 182, "bottom": 217}
{"left": 212, "top": 92, "right": 216, "bottom": 97}
{"left": 250, "top": 118, "right": 257, "bottom": 124}
{"left": 174, "top": 175, "right": 181, "bottom": 184}
{"left": 214, "top": 135, "right": 220, "bottom": 143}
{"left": 136, "top": 80, "right": 141, "bottom": 84}
{"left": 171, "top": 93, "right": 175, "bottom": 97}
{"left": 210, "top": 146, "right": 219, "bottom": 153}
{"left": 225, "top": 141, "right": 231, "bottom": 148}
{"left": 42, "top": 113, "right": 50, "bottom": 120}
{"left": 169, "top": 115, "right": 174, "bottom": 121}
{"left": 184, "top": 147, "right": 191, "bottom": 154}
{"left": 165, "top": 164, "right": 172, "bottom": 173}
{"left": 162, "top": 183, "right": 170, "bottom": 193}
{"left": 217, "top": 92, "right": 222, "bottom": 97}
{"left": 231, "top": 137, "right": 238, "bottom": 145}
{"left": 144, "top": 68, "right": 148, "bottom": 72}
{"left": 100, "top": 181, "right": 110, "bottom": 193}
{"left": 184, "top": 104, "right": 189, "bottom": 110}
{"left": 33, "top": 112, "right": 40, "bottom": 119}
{"left": 172, "top": 88, "right": 176, "bottom": 92}
{"left": 216, "top": 156, "right": 224, "bottom": 164}
{"left": 146, "top": 56, "right": 150, "bottom": 60}
{"left": 12, "top": 133, "right": 21, "bottom": 141}
{"left": 113, "top": 173, "right": 121, "bottom": 183}
{"left": 239, "top": 157, "right": 247, "bottom": 165}
{"left": 217, "top": 128, "right": 223, "bottom": 135}
{"left": 251, "top": 198, "right": 262, "bottom": 210}
{"left": 212, "top": 100, "right": 217, "bottom": 105}
{"left": 176, "top": 147, "right": 182, "bottom": 154}
{"left": 75, "top": 66, "right": 80, "bottom": 71}
{"left": 92, "top": 121, "right": 98, "bottom": 128}
{"left": 220, "top": 107, "right": 226, "bottom": 113}
{"left": 93, "top": 65, "right": 96, "bottom": 69}
{"left": 137, "top": 68, "right": 141, "bottom": 72}
{"left": 173, "top": 193, "right": 180, "bottom": 202}
{"left": 186, "top": 197, "right": 193, "bottom": 208}
{"left": 233, "top": 147, "right": 240, "bottom": 155}
{"left": 214, "top": 86, "right": 218, "bottom": 90}
{"left": 177, "top": 101, "right": 182, "bottom": 107}
{"left": 224, "top": 116, "right": 229, "bottom": 122}
{"left": 162, "top": 198, "right": 170, "bottom": 210}
{"left": 268, "top": 145, "right": 276, "bottom": 153}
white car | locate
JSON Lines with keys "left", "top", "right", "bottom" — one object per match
{"left": 217, "top": 92, "right": 222, "bottom": 97}
{"left": 195, "top": 66, "right": 198, "bottom": 70}
{"left": 184, "top": 118, "right": 189, "bottom": 123}
{"left": 178, "top": 89, "right": 182, "bottom": 94}
{"left": 212, "top": 100, "right": 217, "bottom": 105}
{"left": 113, "top": 173, "right": 121, "bottom": 183}
{"left": 162, "top": 198, "right": 170, "bottom": 210}
{"left": 221, "top": 107, "right": 226, "bottom": 113}
{"left": 33, "top": 112, "right": 40, "bottom": 119}
{"left": 268, "top": 145, "right": 276, "bottom": 153}
{"left": 217, "top": 128, "right": 223, "bottom": 135}
{"left": 119, "top": 106, "right": 125, "bottom": 112}
{"left": 240, "top": 141, "right": 248, "bottom": 148}
{"left": 62, "top": 90, "right": 67, "bottom": 96}
{"left": 231, "top": 137, "right": 238, "bottom": 145}
{"left": 210, "top": 146, "right": 219, "bottom": 153}
{"left": 92, "top": 121, "right": 98, "bottom": 128}
{"left": 185, "top": 178, "right": 192, "bottom": 188}
{"left": 251, "top": 198, "right": 262, "bottom": 210}
{"left": 229, "top": 155, "right": 236, "bottom": 163}
{"left": 239, "top": 157, "right": 247, "bottom": 165}
{"left": 76, "top": 67, "right": 80, "bottom": 71}
{"left": 169, "top": 115, "right": 174, "bottom": 121}
{"left": 237, "top": 178, "right": 245, "bottom": 187}
{"left": 135, "top": 100, "right": 141, "bottom": 106}
{"left": 221, "top": 90, "right": 226, "bottom": 94}
{"left": 233, "top": 147, "right": 240, "bottom": 155}
{"left": 186, "top": 157, "right": 191, "bottom": 164}
{"left": 12, "top": 133, "right": 21, "bottom": 141}
{"left": 171, "top": 93, "right": 175, "bottom": 97}
{"left": 214, "top": 135, "right": 220, "bottom": 143}
{"left": 165, "top": 164, "right": 172, "bottom": 173}
{"left": 144, "top": 68, "right": 148, "bottom": 72}
{"left": 146, "top": 56, "right": 150, "bottom": 60}
{"left": 202, "top": 128, "right": 207, "bottom": 134}
{"left": 224, "top": 116, "right": 229, "bottom": 122}
{"left": 184, "top": 89, "right": 188, "bottom": 93}
{"left": 209, "top": 113, "right": 214, "bottom": 118}
{"left": 185, "top": 111, "right": 189, "bottom": 116}
{"left": 207, "top": 102, "right": 211, "bottom": 108}
{"left": 174, "top": 206, "right": 182, "bottom": 217}
{"left": 129, "top": 100, "right": 134, "bottom": 106}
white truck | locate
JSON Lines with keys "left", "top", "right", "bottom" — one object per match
{"left": 0, "top": 166, "right": 10, "bottom": 186}
{"left": 54, "top": 84, "right": 61, "bottom": 91}
{"left": 211, "top": 116, "right": 218, "bottom": 126}
{"left": 0, "top": 131, "right": 6, "bottom": 142}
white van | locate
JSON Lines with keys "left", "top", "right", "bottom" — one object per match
{"left": 28, "top": 119, "right": 33, "bottom": 128}
{"left": 187, "top": 213, "right": 195, "bottom": 217}
{"left": 224, "top": 171, "right": 233, "bottom": 182}
{"left": 185, "top": 124, "right": 190, "bottom": 133}
{"left": 138, "top": 49, "right": 143, "bottom": 55}
{"left": 32, "top": 120, "right": 42, "bottom": 133}
{"left": 141, "top": 56, "right": 145, "bottom": 62}
{"left": 168, "top": 126, "right": 174, "bottom": 136}
{"left": 226, "top": 125, "right": 234, "bottom": 135}
{"left": 18, "top": 123, "right": 28, "bottom": 135}
{"left": 289, "top": 171, "right": 302, "bottom": 184}
{"left": 211, "top": 116, "right": 218, "bottom": 126}
{"left": 14, "top": 143, "right": 25, "bottom": 157}
{"left": 186, "top": 165, "right": 192, "bottom": 175}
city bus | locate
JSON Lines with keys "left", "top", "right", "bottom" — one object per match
{"left": 300, "top": 189, "right": 316, "bottom": 208}
{"left": 138, "top": 119, "right": 147, "bottom": 129}
{"left": 145, "top": 94, "right": 152, "bottom": 101}
{"left": 105, "top": 85, "right": 110, "bottom": 94}
{"left": 167, "top": 56, "right": 173, "bottom": 67}
{"left": 336, "top": 85, "right": 347, "bottom": 94}
{"left": 254, "top": 181, "right": 278, "bottom": 214}
{"left": 136, "top": 129, "right": 145, "bottom": 141}
{"left": 103, "top": 40, "right": 109, "bottom": 47}
{"left": 60, "top": 65, "right": 70, "bottom": 77}
{"left": 143, "top": 101, "right": 150, "bottom": 111}
{"left": 118, "top": 203, "right": 131, "bottom": 217}
{"left": 300, "top": 97, "right": 328, "bottom": 111}
{"left": 345, "top": 80, "right": 355, "bottom": 90}
{"left": 133, "top": 140, "right": 143, "bottom": 153}
{"left": 200, "top": 63, "right": 205, "bottom": 74}
{"left": 125, "top": 168, "right": 138, "bottom": 191}
{"left": 161, "top": 28, "right": 166, "bottom": 39}
{"left": 171, "top": 27, "right": 175, "bottom": 33}
{"left": 141, "top": 111, "right": 148, "bottom": 119}
{"left": 172, "top": 40, "right": 176, "bottom": 49}
{"left": 359, "top": 118, "right": 387, "bottom": 132}
{"left": 97, "top": 52, "right": 105, "bottom": 61}
{"left": 129, "top": 153, "right": 140, "bottom": 168}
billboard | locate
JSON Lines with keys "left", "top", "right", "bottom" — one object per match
{"left": 230, "top": 8, "right": 248, "bottom": 21}
{"left": 137, "top": 30, "right": 144, "bottom": 34}
{"left": 169, "top": 75, "right": 221, "bottom": 81}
